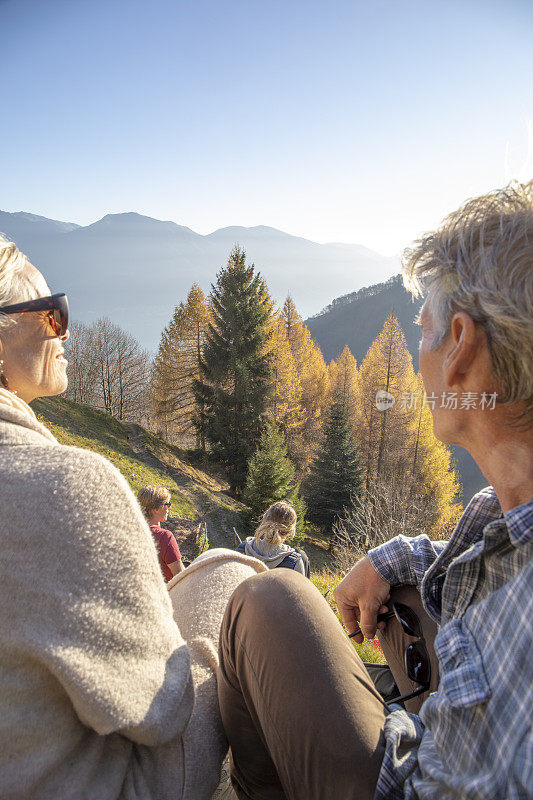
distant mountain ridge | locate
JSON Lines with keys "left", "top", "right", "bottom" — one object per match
{"left": 0, "top": 209, "right": 399, "bottom": 353}
{"left": 0, "top": 211, "right": 81, "bottom": 238}
{"left": 306, "top": 274, "right": 422, "bottom": 366}
{"left": 313, "top": 274, "right": 405, "bottom": 317}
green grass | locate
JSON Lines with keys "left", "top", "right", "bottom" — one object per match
{"left": 142, "top": 430, "right": 228, "bottom": 493}
{"left": 311, "top": 569, "right": 386, "bottom": 664}
{"left": 31, "top": 397, "right": 196, "bottom": 518}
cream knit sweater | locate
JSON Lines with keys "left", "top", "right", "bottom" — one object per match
{"left": 0, "top": 393, "right": 266, "bottom": 800}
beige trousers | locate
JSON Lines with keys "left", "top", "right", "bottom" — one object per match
{"left": 218, "top": 570, "right": 439, "bottom": 800}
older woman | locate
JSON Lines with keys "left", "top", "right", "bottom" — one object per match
{"left": 0, "top": 235, "right": 266, "bottom": 800}
{"left": 137, "top": 484, "right": 185, "bottom": 580}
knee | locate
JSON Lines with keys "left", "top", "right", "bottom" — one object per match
{"left": 233, "top": 567, "right": 309, "bottom": 605}
{"left": 248, "top": 567, "right": 306, "bottom": 595}
{"left": 225, "top": 568, "right": 316, "bottom": 631}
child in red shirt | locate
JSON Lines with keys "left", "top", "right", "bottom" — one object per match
{"left": 137, "top": 485, "right": 185, "bottom": 581}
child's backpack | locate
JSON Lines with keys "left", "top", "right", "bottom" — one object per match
{"left": 236, "top": 541, "right": 310, "bottom": 578}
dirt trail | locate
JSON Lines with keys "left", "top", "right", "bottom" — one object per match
{"left": 126, "top": 423, "right": 244, "bottom": 551}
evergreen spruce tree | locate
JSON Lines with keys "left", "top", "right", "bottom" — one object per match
{"left": 194, "top": 246, "right": 273, "bottom": 493}
{"left": 306, "top": 392, "right": 364, "bottom": 532}
{"left": 244, "top": 423, "right": 306, "bottom": 533}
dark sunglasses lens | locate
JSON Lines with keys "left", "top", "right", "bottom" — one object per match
{"left": 56, "top": 295, "right": 69, "bottom": 335}
{"left": 394, "top": 602, "right": 422, "bottom": 638}
{"left": 405, "top": 641, "right": 431, "bottom": 685}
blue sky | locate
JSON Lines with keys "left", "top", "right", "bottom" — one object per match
{"left": 1, "top": 0, "right": 532, "bottom": 254}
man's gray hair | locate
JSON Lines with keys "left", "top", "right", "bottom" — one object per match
{"left": 403, "top": 181, "right": 533, "bottom": 425}
{"left": 0, "top": 235, "right": 33, "bottom": 331}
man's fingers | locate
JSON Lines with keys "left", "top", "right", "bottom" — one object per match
{"left": 343, "top": 609, "right": 361, "bottom": 636}
{"left": 335, "top": 596, "right": 361, "bottom": 638}
{"left": 359, "top": 607, "right": 379, "bottom": 639}
{"left": 333, "top": 559, "right": 391, "bottom": 641}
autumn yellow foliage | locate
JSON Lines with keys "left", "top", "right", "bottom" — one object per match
{"left": 354, "top": 313, "right": 462, "bottom": 531}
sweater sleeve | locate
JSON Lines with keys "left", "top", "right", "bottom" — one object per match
{"left": 23, "top": 447, "right": 194, "bottom": 746}
{"left": 368, "top": 534, "right": 449, "bottom": 588}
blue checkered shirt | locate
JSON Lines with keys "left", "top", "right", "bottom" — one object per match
{"left": 368, "top": 487, "right": 533, "bottom": 800}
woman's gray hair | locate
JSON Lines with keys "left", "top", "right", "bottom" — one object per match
{"left": 403, "top": 181, "right": 533, "bottom": 425}
{"left": 0, "top": 235, "right": 33, "bottom": 331}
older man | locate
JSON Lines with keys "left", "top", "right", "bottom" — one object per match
{"left": 218, "top": 182, "right": 533, "bottom": 800}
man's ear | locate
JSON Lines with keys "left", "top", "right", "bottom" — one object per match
{"left": 443, "top": 312, "right": 480, "bottom": 389}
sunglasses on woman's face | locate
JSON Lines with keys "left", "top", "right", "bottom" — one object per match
{"left": 0, "top": 293, "right": 69, "bottom": 338}
{"left": 349, "top": 601, "right": 431, "bottom": 706}
{"left": 163, "top": 501, "right": 172, "bottom": 508}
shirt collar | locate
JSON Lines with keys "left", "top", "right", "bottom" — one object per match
{"left": 503, "top": 498, "right": 533, "bottom": 547}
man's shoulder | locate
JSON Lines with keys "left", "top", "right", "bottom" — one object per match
{"left": 467, "top": 485, "right": 498, "bottom": 506}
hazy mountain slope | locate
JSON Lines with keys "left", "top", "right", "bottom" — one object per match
{"left": 306, "top": 275, "right": 487, "bottom": 504}
{"left": 0, "top": 211, "right": 80, "bottom": 238}
{"left": 307, "top": 275, "right": 422, "bottom": 366}
{"left": 0, "top": 210, "right": 399, "bottom": 352}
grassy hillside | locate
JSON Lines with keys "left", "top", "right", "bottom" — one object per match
{"left": 32, "top": 396, "right": 197, "bottom": 517}
{"left": 31, "top": 396, "right": 339, "bottom": 562}
{"left": 30, "top": 396, "right": 385, "bottom": 663}
{"left": 30, "top": 396, "right": 249, "bottom": 555}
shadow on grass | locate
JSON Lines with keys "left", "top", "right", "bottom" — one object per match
{"left": 31, "top": 396, "right": 137, "bottom": 459}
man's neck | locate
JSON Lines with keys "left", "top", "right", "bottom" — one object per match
{"left": 461, "top": 423, "right": 533, "bottom": 513}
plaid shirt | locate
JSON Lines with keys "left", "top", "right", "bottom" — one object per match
{"left": 368, "top": 487, "right": 533, "bottom": 800}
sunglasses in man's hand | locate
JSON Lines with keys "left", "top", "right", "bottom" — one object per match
{"left": 348, "top": 601, "right": 431, "bottom": 706}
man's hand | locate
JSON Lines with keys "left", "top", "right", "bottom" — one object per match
{"left": 333, "top": 556, "right": 391, "bottom": 642}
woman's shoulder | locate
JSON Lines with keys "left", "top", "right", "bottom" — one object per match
{"left": 44, "top": 443, "right": 125, "bottom": 478}
{"left": 20, "top": 443, "right": 135, "bottom": 506}
{"left": 292, "top": 545, "right": 308, "bottom": 556}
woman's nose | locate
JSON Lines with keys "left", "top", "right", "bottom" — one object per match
{"left": 60, "top": 328, "right": 70, "bottom": 342}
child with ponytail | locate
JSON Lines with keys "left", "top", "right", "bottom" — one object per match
{"left": 236, "top": 500, "right": 310, "bottom": 577}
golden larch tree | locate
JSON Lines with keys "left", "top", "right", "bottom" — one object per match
{"left": 265, "top": 313, "right": 305, "bottom": 448}
{"left": 355, "top": 313, "right": 416, "bottom": 484}
{"left": 151, "top": 284, "right": 210, "bottom": 447}
{"left": 354, "top": 313, "right": 461, "bottom": 531}
{"left": 406, "top": 373, "right": 463, "bottom": 529}
{"left": 328, "top": 345, "right": 358, "bottom": 428}
{"left": 281, "top": 296, "right": 330, "bottom": 470}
